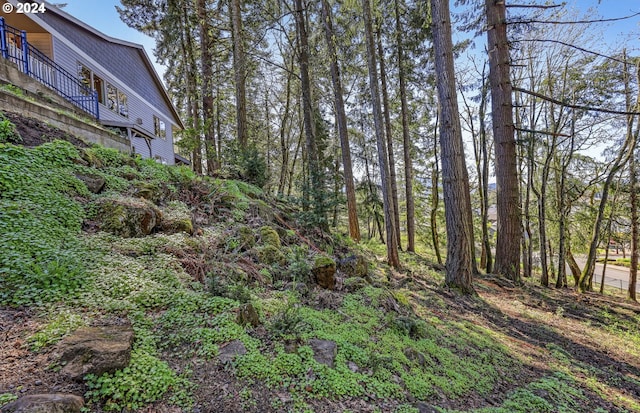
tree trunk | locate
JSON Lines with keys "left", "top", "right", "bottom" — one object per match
{"left": 181, "top": 1, "right": 202, "bottom": 174}
{"left": 514, "top": 91, "right": 529, "bottom": 277}
{"left": 532, "top": 137, "right": 554, "bottom": 286}
{"left": 196, "top": 0, "right": 218, "bottom": 174}
{"left": 430, "top": 0, "right": 475, "bottom": 293}
{"left": 431, "top": 114, "right": 442, "bottom": 265}
{"left": 231, "top": 0, "right": 248, "bottom": 150}
{"left": 363, "top": 0, "right": 399, "bottom": 268}
{"left": 630, "top": 149, "right": 638, "bottom": 301}
{"left": 628, "top": 55, "right": 639, "bottom": 301}
{"left": 320, "top": 0, "right": 360, "bottom": 242}
{"left": 394, "top": 0, "right": 415, "bottom": 252}
{"left": 277, "top": 56, "right": 294, "bottom": 197}
{"left": 364, "top": 148, "right": 385, "bottom": 244}
{"left": 294, "top": 0, "right": 326, "bottom": 229}
{"left": 376, "top": 23, "right": 402, "bottom": 250}
{"left": 486, "top": 0, "right": 521, "bottom": 281}
{"left": 566, "top": 248, "right": 581, "bottom": 287}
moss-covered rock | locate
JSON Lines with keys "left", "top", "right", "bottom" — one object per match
{"left": 237, "top": 303, "right": 260, "bottom": 327}
{"left": 337, "top": 254, "right": 368, "bottom": 278}
{"left": 133, "top": 182, "right": 157, "bottom": 200}
{"left": 80, "top": 148, "right": 103, "bottom": 168}
{"left": 159, "top": 201, "right": 193, "bottom": 235}
{"left": 132, "top": 181, "right": 172, "bottom": 204}
{"left": 74, "top": 173, "right": 105, "bottom": 194}
{"left": 312, "top": 255, "right": 337, "bottom": 290}
{"left": 95, "top": 196, "right": 162, "bottom": 237}
{"left": 237, "top": 225, "right": 256, "bottom": 250}
{"left": 259, "top": 226, "right": 281, "bottom": 248}
{"left": 257, "top": 245, "right": 286, "bottom": 266}
{"left": 343, "top": 276, "right": 369, "bottom": 292}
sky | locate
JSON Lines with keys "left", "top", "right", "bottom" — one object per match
{"left": 52, "top": 0, "right": 639, "bottom": 84}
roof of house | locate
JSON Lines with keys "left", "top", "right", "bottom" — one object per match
{"left": 28, "top": 1, "right": 184, "bottom": 129}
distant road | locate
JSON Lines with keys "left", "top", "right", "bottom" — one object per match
{"left": 574, "top": 256, "right": 639, "bottom": 293}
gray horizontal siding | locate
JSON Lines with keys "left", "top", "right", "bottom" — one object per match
{"left": 38, "top": 11, "right": 176, "bottom": 125}
{"left": 51, "top": 38, "right": 175, "bottom": 164}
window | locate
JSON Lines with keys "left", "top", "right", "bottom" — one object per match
{"left": 118, "top": 91, "right": 128, "bottom": 117}
{"left": 78, "top": 62, "right": 129, "bottom": 118}
{"left": 105, "top": 83, "right": 128, "bottom": 118}
{"left": 154, "top": 116, "right": 166, "bottom": 139}
{"left": 106, "top": 83, "right": 117, "bottom": 112}
{"left": 78, "top": 63, "right": 91, "bottom": 95}
{"left": 93, "top": 75, "right": 104, "bottom": 104}
{"left": 78, "top": 63, "right": 105, "bottom": 105}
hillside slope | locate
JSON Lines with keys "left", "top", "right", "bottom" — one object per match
{"left": 0, "top": 114, "right": 639, "bottom": 413}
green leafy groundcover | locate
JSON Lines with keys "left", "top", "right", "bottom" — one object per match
{"left": 0, "top": 141, "right": 89, "bottom": 306}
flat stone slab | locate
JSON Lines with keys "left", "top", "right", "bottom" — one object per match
{"left": 0, "top": 393, "right": 84, "bottom": 413}
{"left": 54, "top": 325, "right": 134, "bottom": 380}
{"left": 218, "top": 340, "right": 247, "bottom": 363}
{"left": 309, "top": 339, "right": 337, "bottom": 368}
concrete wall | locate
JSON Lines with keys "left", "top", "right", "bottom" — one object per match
{"left": 0, "top": 91, "right": 131, "bottom": 153}
{"left": 0, "top": 57, "right": 82, "bottom": 115}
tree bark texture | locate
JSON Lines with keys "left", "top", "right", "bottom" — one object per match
{"left": 294, "top": 0, "right": 325, "bottom": 228}
{"left": 430, "top": 0, "right": 475, "bottom": 293}
{"left": 486, "top": 0, "right": 521, "bottom": 281}
{"left": 628, "top": 55, "right": 639, "bottom": 301}
{"left": 231, "top": 0, "right": 248, "bottom": 150}
{"left": 321, "top": 0, "right": 360, "bottom": 242}
{"left": 363, "top": 0, "right": 400, "bottom": 268}
{"left": 196, "top": 0, "right": 218, "bottom": 173}
{"left": 376, "top": 25, "right": 402, "bottom": 250}
{"left": 394, "top": 0, "right": 415, "bottom": 252}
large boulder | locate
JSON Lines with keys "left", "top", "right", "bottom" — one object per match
{"left": 95, "top": 196, "right": 162, "bottom": 237}
{"left": 308, "top": 339, "right": 337, "bottom": 368}
{"left": 337, "top": 254, "right": 368, "bottom": 278}
{"left": 0, "top": 394, "right": 84, "bottom": 413}
{"left": 312, "top": 256, "right": 336, "bottom": 290}
{"left": 53, "top": 325, "right": 134, "bottom": 380}
{"left": 257, "top": 245, "right": 286, "bottom": 266}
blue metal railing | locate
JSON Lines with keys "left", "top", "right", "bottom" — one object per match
{"left": 0, "top": 17, "right": 99, "bottom": 119}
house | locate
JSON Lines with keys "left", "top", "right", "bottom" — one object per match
{"left": 0, "top": 0, "right": 185, "bottom": 165}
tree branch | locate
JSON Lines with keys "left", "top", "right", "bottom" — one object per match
{"left": 506, "top": 3, "right": 564, "bottom": 9}
{"left": 510, "top": 39, "right": 627, "bottom": 64}
{"left": 515, "top": 127, "right": 570, "bottom": 137}
{"left": 513, "top": 87, "right": 640, "bottom": 116}
{"left": 509, "top": 11, "right": 640, "bottom": 25}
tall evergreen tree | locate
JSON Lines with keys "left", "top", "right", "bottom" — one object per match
{"left": 231, "top": 0, "right": 248, "bottom": 150}
{"left": 430, "top": 0, "right": 475, "bottom": 293}
{"left": 363, "top": 0, "right": 400, "bottom": 268}
{"left": 320, "top": 0, "right": 360, "bottom": 242}
{"left": 485, "top": 0, "right": 520, "bottom": 281}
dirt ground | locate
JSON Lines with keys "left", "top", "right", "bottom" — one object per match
{"left": 3, "top": 111, "right": 89, "bottom": 148}
{"left": 2, "top": 274, "right": 639, "bottom": 412}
